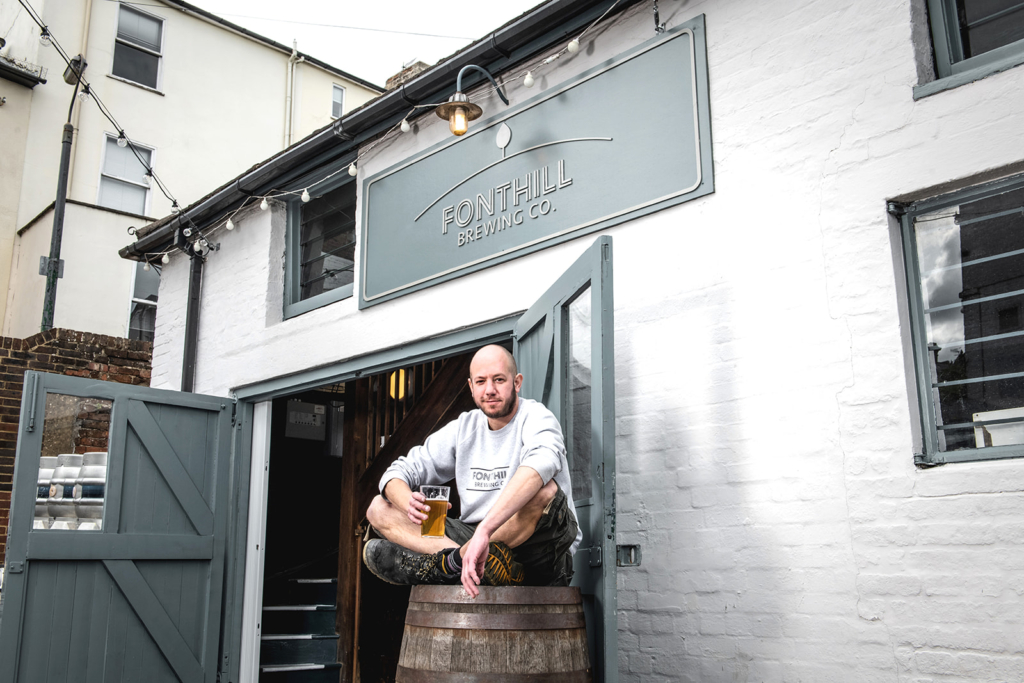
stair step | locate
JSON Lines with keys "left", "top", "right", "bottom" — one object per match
{"left": 263, "top": 578, "right": 338, "bottom": 605}
{"left": 259, "top": 662, "right": 342, "bottom": 683}
{"left": 260, "top": 634, "right": 339, "bottom": 666}
{"left": 261, "top": 605, "right": 337, "bottom": 635}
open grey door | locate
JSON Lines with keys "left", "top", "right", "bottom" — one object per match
{"left": 0, "top": 372, "right": 234, "bottom": 683}
{"left": 514, "top": 235, "right": 616, "bottom": 683}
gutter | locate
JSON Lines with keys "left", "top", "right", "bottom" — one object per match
{"left": 120, "top": 0, "right": 637, "bottom": 263}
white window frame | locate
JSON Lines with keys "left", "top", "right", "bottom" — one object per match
{"left": 331, "top": 83, "right": 346, "bottom": 119}
{"left": 97, "top": 133, "right": 154, "bottom": 216}
{"left": 111, "top": 2, "right": 165, "bottom": 91}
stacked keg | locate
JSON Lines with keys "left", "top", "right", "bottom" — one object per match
{"left": 33, "top": 456, "right": 58, "bottom": 530}
{"left": 35, "top": 453, "right": 106, "bottom": 531}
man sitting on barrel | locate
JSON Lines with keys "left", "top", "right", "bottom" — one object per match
{"left": 363, "top": 344, "right": 580, "bottom": 597}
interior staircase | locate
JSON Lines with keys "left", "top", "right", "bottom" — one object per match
{"left": 259, "top": 577, "right": 341, "bottom": 682}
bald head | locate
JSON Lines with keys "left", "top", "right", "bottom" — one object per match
{"left": 470, "top": 344, "right": 517, "bottom": 378}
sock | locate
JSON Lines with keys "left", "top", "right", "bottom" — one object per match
{"left": 443, "top": 548, "right": 463, "bottom": 574}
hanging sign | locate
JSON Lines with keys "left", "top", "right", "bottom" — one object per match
{"left": 359, "top": 16, "right": 713, "bottom": 308}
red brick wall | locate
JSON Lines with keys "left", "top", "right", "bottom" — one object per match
{"left": 0, "top": 329, "right": 151, "bottom": 565}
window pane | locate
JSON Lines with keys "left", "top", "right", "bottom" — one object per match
{"left": 35, "top": 394, "right": 112, "bottom": 531}
{"left": 299, "top": 181, "right": 356, "bottom": 301}
{"left": 118, "top": 6, "right": 162, "bottom": 52}
{"left": 960, "top": 0, "right": 1024, "bottom": 57}
{"left": 332, "top": 85, "right": 344, "bottom": 118}
{"left": 129, "top": 301, "right": 156, "bottom": 342}
{"left": 133, "top": 261, "right": 160, "bottom": 303}
{"left": 913, "top": 183, "right": 1024, "bottom": 452}
{"left": 566, "top": 286, "right": 593, "bottom": 501}
{"left": 103, "top": 136, "right": 151, "bottom": 184}
{"left": 113, "top": 41, "right": 160, "bottom": 88}
{"left": 99, "top": 176, "right": 148, "bottom": 215}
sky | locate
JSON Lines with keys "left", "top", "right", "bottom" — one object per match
{"left": 189, "top": 0, "right": 546, "bottom": 87}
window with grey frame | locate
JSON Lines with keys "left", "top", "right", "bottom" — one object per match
{"left": 112, "top": 4, "right": 163, "bottom": 90}
{"left": 927, "top": 0, "right": 1024, "bottom": 79}
{"left": 128, "top": 261, "right": 159, "bottom": 342}
{"left": 900, "top": 173, "right": 1024, "bottom": 464}
{"left": 286, "top": 176, "right": 357, "bottom": 316}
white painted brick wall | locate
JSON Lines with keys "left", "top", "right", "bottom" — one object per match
{"left": 155, "top": 0, "right": 1024, "bottom": 680}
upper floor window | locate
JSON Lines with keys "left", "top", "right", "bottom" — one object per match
{"left": 899, "top": 173, "right": 1024, "bottom": 464}
{"left": 98, "top": 135, "right": 152, "bottom": 216}
{"left": 284, "top": 171, "right": 356, "bottom": 318}
{"left": 112, "top": 5, "right": 163, "bottom": 89}
{"left": 332, "top": 84, "right": 345, "bottom": 118}
{"left": 927, "top": 0, "right": 1024, "bottom": 79}
{"left": 128, "top": 262, "right": 159, "bottom": 342}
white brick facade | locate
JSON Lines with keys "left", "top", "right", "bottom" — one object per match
{"left": 151, "top": 1, "right": 1024, "bottom": 680}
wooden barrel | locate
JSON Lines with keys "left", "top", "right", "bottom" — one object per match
{"left": 397, "top": 585, "right": 591, "bottom": 682}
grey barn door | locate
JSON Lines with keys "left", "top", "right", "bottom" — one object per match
{"left": 0, "top": 372, "right": 233, "bottom": 683}
{"left": 514, "top": 235, "right": 617, "bottom": 683}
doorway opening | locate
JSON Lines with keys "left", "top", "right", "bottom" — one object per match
{"left": 257, "top": 346, "right": 494, "bottom": 682}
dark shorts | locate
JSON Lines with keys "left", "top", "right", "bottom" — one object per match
{"left": 446, "top": 484, "right": 578, "bottom": 586}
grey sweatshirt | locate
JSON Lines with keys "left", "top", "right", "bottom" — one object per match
{"left": 379, "top": 398, "right": 582, "bottom": 554}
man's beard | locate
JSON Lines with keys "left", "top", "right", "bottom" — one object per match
{"left": 480, "top": 392, "right": 517, "bottom": 419}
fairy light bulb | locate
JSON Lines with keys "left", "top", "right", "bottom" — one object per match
{"left": 143, "top": 261, "right": 151, "bottom": 272}
{"left": 348, "top": 163, "right": 357, "bottom": 177}
{"left": 170, "top": 202, "right": 180, "bottom": 214}
{"left": 116, "top": 132, "right": 128, "bottom": 148}
{"left": 523, "top": 71, "right": 535, "bottom": 88}
{"left": 161, "top": 253, "right": 170, "bottom": 264}
{"left": 260, "top": 198, "right": 269, "bottom": 211}
{"left": 449, "top": 105, "right": 469, "bottom": 136}
{"left": 182, "top": 226, "right": 193, "bottom": 237}
{"left": 77, "top": 85, "right": 90, "bottom": 102}
{"left": 400, "top": 119, "right": 411, "bottom": 133}
{"left": 39, "top": 28, "right": 52, "bottom": 47}
{"left": 225, "top": 218, "right": 235, "bottom": 231}
{"left": 567, "top": 38, "right": 580, "bottom": 53}
{"left": 301, "top": 189, "right": 310, "bottom": 203}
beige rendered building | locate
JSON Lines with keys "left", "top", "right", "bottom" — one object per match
{"left": 0, "top": 0, "right": 381, "bottom": 340}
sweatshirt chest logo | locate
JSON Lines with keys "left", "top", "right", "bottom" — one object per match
{"left": 467, "top": 466, "right": 509, "bottom": 491}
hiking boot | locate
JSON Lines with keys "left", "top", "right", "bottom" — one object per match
{"left": 362, "top": 539, "right": 459, "bottom": 586}
{"left": 482, "top": 541, "right": 525, "bottom": 586}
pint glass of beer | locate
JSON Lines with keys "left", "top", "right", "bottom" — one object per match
{"left": 419, "top": 485, "right": 450, "bottom": 538}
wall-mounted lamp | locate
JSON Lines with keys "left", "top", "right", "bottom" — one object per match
{"left": 435, "top": 64, "right": 509, "bottom": 137}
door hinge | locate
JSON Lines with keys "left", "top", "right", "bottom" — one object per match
{"left": 616, "top": 544, "right": 642, "bottom": 567}
{"left": 588, "top": 546, "right": 602, "bottom": 568}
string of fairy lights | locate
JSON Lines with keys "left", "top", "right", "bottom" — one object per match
{"left": 205, "top": 0, "right": 633, "bottom": 250}
{"left": 23, "top": 0, "right": 654, "bottom": 267}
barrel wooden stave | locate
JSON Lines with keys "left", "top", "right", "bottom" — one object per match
{"left": 397, "top": 586, "right": 591, "bottom": 681}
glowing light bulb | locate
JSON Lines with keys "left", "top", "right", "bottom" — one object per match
{"left": 523, "top": 71, "right": 535, "bottom": 88}
{"left": 162, "top": 253, "right": 170, "bottom": 264}
{"left": 143, "top": 261, "right": 151, "bottom": 271}
{"left": 260, "top": 198, "right": 269, "bottom": 211}
{"left": 226, "top": 218, "right": 235, "bottom": 231}
{"left": 301, "top": 189, "right": 310, "bottom": 203}
{"left": 348, "top": 163, "right": 358, "bottom": 177}
{"left": 567, "top": 38, "right": 580, "bottom": 53}
{"left": 449, "top": 106, "right": 469, "bottom": 136}
{"left": 39, "top": 29, "right": 51, "bottom": 47}
{"left": 116, "top": 133, "right": 127, "bottom": 148}
{"left": 400, "top": 119, "right": 411, "bottom": 133}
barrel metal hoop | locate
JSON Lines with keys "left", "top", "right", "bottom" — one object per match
{"left": 396, "top": 666, "right": 591, "bottom": 682}
{"left": 410, "top": 585, "right": 582, "bottom": 605}
{"left": 405, "top": 610, "right": 585, "bottom": 630}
